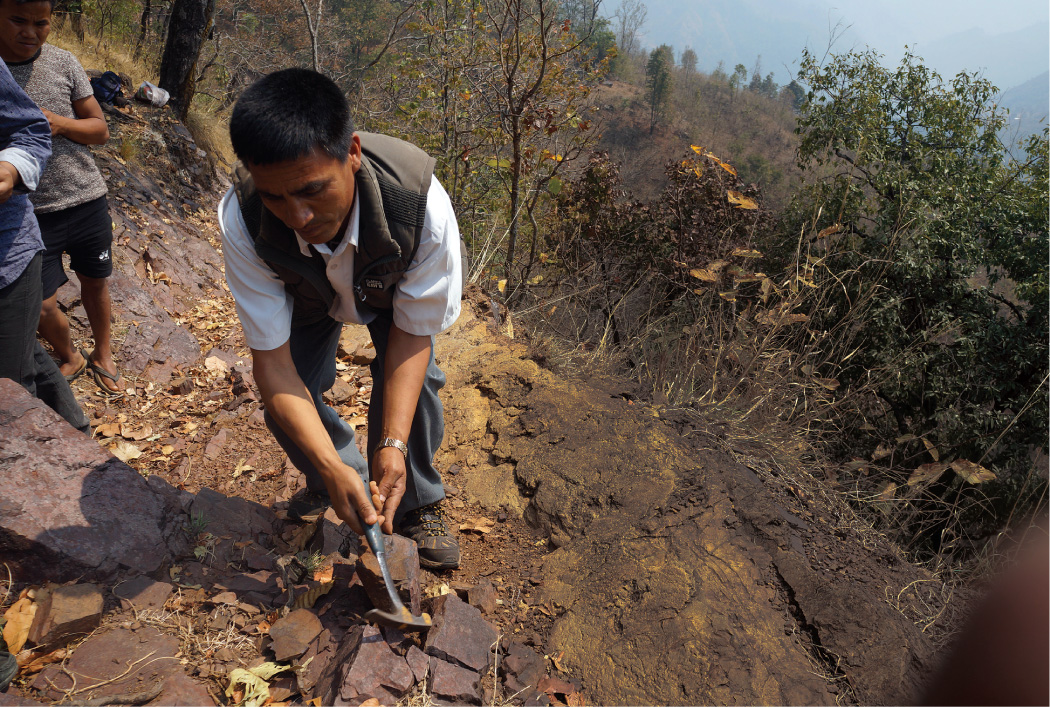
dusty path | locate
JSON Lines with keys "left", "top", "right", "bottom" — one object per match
{"left": 29, "top": 106, "right": 940, "bottom": 705}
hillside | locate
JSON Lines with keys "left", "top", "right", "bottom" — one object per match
{"left": 0, "top": 86, "right": 947, "bottom": 705}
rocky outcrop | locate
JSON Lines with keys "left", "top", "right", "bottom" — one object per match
{"left": 435, "top": 294, "right": 934, "bottom": 705}
{"left": 0, "top": 379, "right": 176, "bottom": 582}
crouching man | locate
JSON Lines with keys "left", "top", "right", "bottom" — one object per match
{"left": 218, "top": 68, "right": 462, "bottom": 569}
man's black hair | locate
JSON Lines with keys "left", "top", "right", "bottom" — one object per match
{"left": 229, "top": 68, "right": 356, "bottom": 165}
{"left": 11, "top": 0, "right": 57, "bottom": 7}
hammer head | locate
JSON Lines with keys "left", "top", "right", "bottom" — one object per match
{"left": 364, "top": 606, "right": 433, "bottom": 632}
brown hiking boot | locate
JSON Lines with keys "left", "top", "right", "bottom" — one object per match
{"left": 399, "top": 502, "right": 460, "bottom": 570}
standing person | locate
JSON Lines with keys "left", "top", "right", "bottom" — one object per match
{"left": 0, "top": 53, "right": 88, "bottom": 435}
{"left": 218, "top": 69, "right": 463, "bottom": 570}
{"left": 0, "top": 0, "right": 126, "bottom": 397}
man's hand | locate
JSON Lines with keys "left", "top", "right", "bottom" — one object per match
{"left": 370, "top": 447, "right": 408, "bottom": 534}
{"left": 0, "top": 161, "right": 20, "bottom": 204}
{"left": 324, "top": 463, "right": 383, "bottom": 535}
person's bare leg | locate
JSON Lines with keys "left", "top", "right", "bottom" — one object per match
{"left": 78, "top": 274, "right": 125, "bottom": 391}
{"left": 38, "top": 291, "right": 85, "bottom": 377}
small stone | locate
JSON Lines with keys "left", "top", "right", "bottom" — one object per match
{"left": 27, "top": 584, "right": 104, "bottom": 648}
{"left": 269, "top": 608, "right": 323, "bottom": 662}
{"left": 113, "top": 577, "right": 173, "bottom": 611}
{"left": 204, "top": 430, "right": 228, "bottom": 459}
{"left": 502, "top": 641, "right": 546, "bottom": 694}
{"left": 212, "top": 591, "right": 238, "bottom": 605}
{"left": 424, "top": 594, "right": 498, "bottom": 673}
{"left": 429, "top": 656, "right": 481, "bottom": 705}
{"left": 328, "top": 378, "right": 357, "bottom": 404}
{"left": 170, "top": 377, "right": 195, "bottom": 395}
{"left": 406, "top": 645, "right": 429, "bottom": 683}
{"left": 497, "top": 512, "right": 508, "bottom": 523}
{"left": 468, "top": 580, "right": 498, "bottom": 616}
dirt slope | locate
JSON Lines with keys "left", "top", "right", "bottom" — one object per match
{"left": 433, "top": 303, "right": 934, "bottom": 705}
{"left": 31, "top": 105, "right": 939, "bottom": 705}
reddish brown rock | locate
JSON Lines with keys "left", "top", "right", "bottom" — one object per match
{"left": 502, "top": 640, "right": 547, "bottom": 695}
{"left": 406, "top": 645, "right": 429, "bottom": 683}
{"left": 328, "top": 378, "right": 357, "bottom": 403}
{"left": 114, "top": 577, "right": 173, "bottom": 611}
{"left": 311, "top": 508, "right": 353, "bottom": 557}
{"left": 336, "top": 625, "right": 414, "bottom": 705}
{"left": 27, "top": 583, "right": 104, "bottom": 648}
{"left": 356, "top": 533, "right": 421, "bottom": 615}
{"left": 0, "top": 380, "right": 171, "bottom": 583}
{"left": 296, "top": 628, "right": 334, "bottom": 696}
{"left": 316, "top": 626, "right": 364, "bottom": 704}
{"left": 429, "top": 656, "right": 482, "bottom": 705}
{"left": 424, "top": 593, "right": 497, "bottom": 672}
{"left": 468, "top": 580, "right": 498, "bottom": 615}
{"left": 32, "top": 627, "right": 181, "bottom": 702}
{"left": 269, "top": 608, "right": 322, "bottom": 661}
{"left": 204, "top": 429, "right": 228, "bottom": 459}
{"left": 188, "top": 487, "right": 276, "bottom": 544}
{"left": 154, "top": 672, "right": 216, "bottom": 706}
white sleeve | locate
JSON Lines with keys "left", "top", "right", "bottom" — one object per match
{"left": 0, "top": 147, "right": 41, "bottom": 191}
{"left": 391, "top": 177, "right": 463, "bottom": 336}
{"left": 217, "top": 187, "right": 294, "bottom": 351}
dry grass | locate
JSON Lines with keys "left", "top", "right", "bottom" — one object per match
{"left": 49, "top": 23, "right": 234, "bottom": 169}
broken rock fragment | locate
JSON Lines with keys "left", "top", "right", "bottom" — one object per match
{"left": 268, "top": 608, "right": 322, "bottom": 661}
{"left": 336, "top": 625, "right": 413, "bottom": 705}
{"left": 502, "top": 640, "right": 547, "bottom": 695}
{"left": 424, "top": 593, "right": 498, "bottom": 672}
{"left": 113, "top": 577, "right": 173, "bottom": 611}
{"left": 356, "top": 533, "right": 421, "bottom": 615}
{"left": 27, "top": 583, "right": 103, "bottom": 649}
{"left": 429, "top": 655, "right": 482, "bottom": 705}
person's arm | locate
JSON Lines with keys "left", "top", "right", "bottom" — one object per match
{"left": 253, "top": 343, "right": 382, "bottom": 534}
{"left": 369, "top": 327, "right": 431, "bottom": 523}
{"left": 0, "top": 61, "right": 51, "bottom": 202}
{"left": 41, "top": 95, "right": 108, "bottom": 145}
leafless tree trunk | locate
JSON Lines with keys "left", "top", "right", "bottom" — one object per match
{"left": 158, "top": 0, "right": 217, "bottom": 121}
{"left": 298, "top": 0, "right": 324, "bottom": 73}
{"left": 134, "top": 0, "right": 151, "bottom": 59}
{"left": 614, "top": 0, "right": 646, "bottom": 57}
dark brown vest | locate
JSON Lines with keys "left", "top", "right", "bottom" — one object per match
{"left": 232, "top": 132, "right": 436, "bottom": 326}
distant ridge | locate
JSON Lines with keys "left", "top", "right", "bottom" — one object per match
{"left": 1000, "top": 71, "right": 1050, "bottom": 147}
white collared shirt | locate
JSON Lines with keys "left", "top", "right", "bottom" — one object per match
{"left": 218, "top": 177, "right": 462, "bottom": 351}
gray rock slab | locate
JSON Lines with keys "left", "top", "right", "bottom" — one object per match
{"left": 0, "top": 380, "right": 170, "bottom": 583}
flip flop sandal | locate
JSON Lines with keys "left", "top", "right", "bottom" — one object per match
{"left": 87, "top": 357, "right": 127, "bottom": 399}
{"left": 65, "top": 349, "right": 89, "bottom": 383}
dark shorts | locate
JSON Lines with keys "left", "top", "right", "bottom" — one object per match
{"left": 38, "top": 195, "right": 113, "bottom": 299}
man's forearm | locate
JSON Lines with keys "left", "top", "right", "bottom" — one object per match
{"left": 252, "top": 343, "right": 380, "bottom": 532}
{"left": 259, "top": 376, "right": 344, "bottom": 476}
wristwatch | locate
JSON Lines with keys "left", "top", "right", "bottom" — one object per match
{"left": 374, "top": 437, "right": 408, "bottom": 459}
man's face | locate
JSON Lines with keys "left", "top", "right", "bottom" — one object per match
{"left": 0, "top": 0, "right": 51, "bottom": 63}
{"left": 247, "top": 135, "right": 362, "bottom": 245}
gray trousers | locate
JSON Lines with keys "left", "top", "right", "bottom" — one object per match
{"left": 264, "top": 313, "right": 446, "bottom": 524}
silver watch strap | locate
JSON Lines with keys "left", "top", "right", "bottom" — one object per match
{"left": 374, "top": 437, "right": 408, "bottom": 458}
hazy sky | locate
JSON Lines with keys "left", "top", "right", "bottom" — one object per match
{"left": 609, "top": 0, "right": 1050, "bottom": 87}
